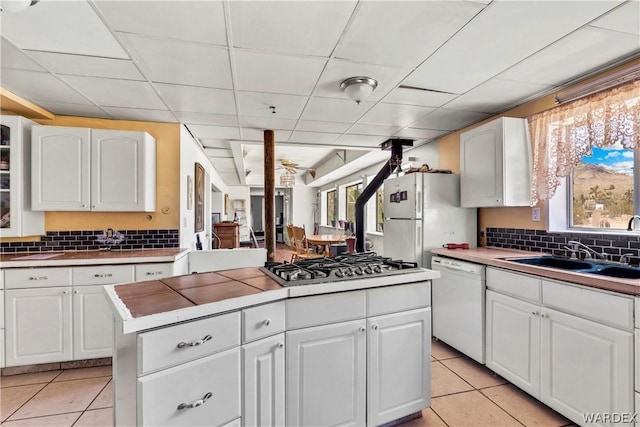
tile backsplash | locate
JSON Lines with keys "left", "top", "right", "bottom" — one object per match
{"left": 0, "top": 229, "right": 179, "bottom": 253}
{"left": 486, "top": 228, "right": 640, "bottom": 263}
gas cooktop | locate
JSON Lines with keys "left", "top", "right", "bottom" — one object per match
{"left": 260, "top": 252, "right": 419, "bottom": 287}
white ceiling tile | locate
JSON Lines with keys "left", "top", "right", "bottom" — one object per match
{"left": 234, "top": 51, "right": 327, "bottom": 95}
{"left": 1, "top": 38, "right": 45, "bottom": 72}
{"left": 499, "top": 26, "right": 640, "bottom": 86}
{"left": 335, "top": 1, "right": 484, "bottom": 66}
{"left": 348, "top": 124, "right": 402, "bottom": 136}
{"left": 204, "top": 148, "right": 233, "bottom": 158}
{"left": 301, "top": 97, "right": 372, "bottom": 123}
{"left": 411, "top": 109, "right": 491, "bottom": 131}
{"left": 230, "top": 1, "right": 356, "bottom": 56}
{"left": 359, "top": 103, "right": 434, "bottom": 127}
{"left": 383, "top": 87, "right": 458, "bottom": 108}
{"left": 199, "top": 139, "right": 231, "bottom": 149}
{"left": 404, "top": 0, "right": 624, "bottom": 94}
{"left": 27, "top": 51, "right": 144, "bottom": 80}
{"left": 0, "top": 1, "right": 128, "bottom": 58}
{"left": 239, "top": 116, "right": 298, "bottom": 131}
{"left": 95, "top": 1, "right": 227, "bottom": 45}
{"left": 590, "top": 1, "right": 640, "bottom": 35}
{"left": 36, "top": 101, "right": 109, "bottom": 119}
{"left": 333, "top": 134, "right": 385, "bottom": 148}
{"left": 188, "top": 125, "right": 240, "bottom": 140}
{"left": 154, "top": 83, "right": 236, "bottom": 115}
{"left": 61, "top": 75, "right": 166, "bottom": 110}
{"left": 394, "top": 128, "right": 448, "bottom": 140}
{"left": 289, "top": 131, "right": 341, "bottom": 145}
{"left": 176, "top": 112, "right": 238, "bottom": 127}
{"left": 237, "top": 92, "right": 308, "bottom": 119}
{"left": 0, "top": 69, "right": 91, "bottom": 105}
{"left": 101, "top": 107, "right": 176, "bottom": 123}
{"left": 315, "top": 59, "right": 408, "bottom": 101}
{"left": 296, "top": 120, "right": 352, "bottom": 133}
{"left": 123, "top": 35, "right": 231, "bottom": 89}
{"left": 241, "top": 128, "right": 292, "bottom": 142}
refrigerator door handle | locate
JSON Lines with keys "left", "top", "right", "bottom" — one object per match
{"left": 416, "top": 223, "right": 421, "bottom": 256}
{"left": 416, "top": 190, "right": 421, "bottom": 216}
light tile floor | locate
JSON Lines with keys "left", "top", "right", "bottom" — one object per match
{"left": 0, "top": 339, "right": 575, "bottom": 427}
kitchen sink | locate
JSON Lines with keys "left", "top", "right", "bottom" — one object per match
{"left": 589, "top": 265, "right": 640, "bottom": 279}
{"left": 509, "top": 256, "right": 594, "bottom": 270}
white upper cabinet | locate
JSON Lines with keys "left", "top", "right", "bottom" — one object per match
{"left": 0, "top": 115, "right": 45, "bottom": 237}
{"left": 32, "top": 126, "right": 156, "bottom": 212}
{"left": 460, "top": 117, "right": 532, "bottom": 207}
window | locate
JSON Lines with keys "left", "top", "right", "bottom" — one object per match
{"left": 345, "top": 182, "right": 363, "bottom": 223}
{"left": 326, "top": 189, "right": 337, "bottom": 226}
{"left": 376, "top": 187, "right": 384, "bottom": 232}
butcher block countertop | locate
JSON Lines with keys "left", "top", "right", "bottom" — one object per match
{"left": 0, "top": 248, "right": 190, "bottom": 268}
{"left": 431, "top": 247, "right": 640, "bottom": 296}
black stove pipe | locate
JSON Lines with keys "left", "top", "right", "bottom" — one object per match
{"left": 354, "top": 139, "right": 412, "bottom": 252}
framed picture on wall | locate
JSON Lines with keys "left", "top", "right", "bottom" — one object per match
{"left": 212, "top": 212, "right": 221, "bottom": 224}
{"left": 194, "top": 163, "right": 205, "bottom": 232}
{"left": 186, "top": 175, "right": 193, "bottom": 210}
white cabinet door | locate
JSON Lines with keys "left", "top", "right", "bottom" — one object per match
{"left": 540, "top": 308, "right": 634, "bottom": 425}
{"left": 367, "top": 308, "right": 430, "bottom": 427}
{"left": 486, "top": 290, "right": 541, "bottom": 398}
{"left": 73, "top": 285, "right": 113, "bottom": 360}
{"left": 31, "top": 126, "right": 91, "bottom": 211}
{"left": 5, "top": 287, "right": 72, "bottom": 366}
{"left": 242, "top": 333, "right": 285, "bottom": 427}
{"left": 91, "top": 129, "right": 155, "bottom": 212}
{"left": 286, "top": 319, "right": 366, "bottom": 427}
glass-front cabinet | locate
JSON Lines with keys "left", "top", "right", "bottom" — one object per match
{"left": 0, "top": 115, "right": 44, "bottom": 238}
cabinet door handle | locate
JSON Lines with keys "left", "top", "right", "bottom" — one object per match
{"left": 28, "top": 276, "right": 48, "bottom": 281}
{"left": 62, "top": 290, "right": 69, "bottom": 295}
{"left": 371, "top": 324, "right": 379, "bottom": 330}
{"left": 277, "top": 342, "right": 284, "bottom": 348}
{"left": 177, "top": 392, "right": 213, "bottom": 410}
{"left": 177, "top": 335, "right": 212, "bottom": 349}
{"left": 531, "top": 311, "right": 539, "bottom": 316}
{"left": 74, "top": 290, "right": 79, "bottom": 294}
{"left": 263, "top": 319, "right": 271, "bottom": 326}
{"left": 94, "top": 273, "right": 113, "bottom": 278}
{"left": 359, "top": 326, "right": 366, "bottom": 332}
{"left": 540, "top": 313, "right": 548, "bottom": 318}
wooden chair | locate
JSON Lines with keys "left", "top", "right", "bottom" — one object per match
{"left": 292, "top": 225, "right": 323, "bottom": 262}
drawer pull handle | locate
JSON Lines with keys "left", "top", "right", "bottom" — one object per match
{"left": 177, "top": 335, "right": 212, "bottom": 349}
{"left": 94, "top": 273, "right": 113, "bottom": 278}
{"left": 29, "top": 276, "right": 48, "bottom": 281}
{"left": 177, "top": 392, "right": 212, "bottom": 410}
{"left": 263, "top": 319, "right": 271, "bottom": 326}
{"left": 146, "top": 271, "right": 164, "bottom": 275}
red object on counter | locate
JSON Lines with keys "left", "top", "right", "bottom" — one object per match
{"left": 442, "top": 243, "right": 469, "bottom": 249}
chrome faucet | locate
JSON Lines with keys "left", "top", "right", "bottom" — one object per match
{"left": 627, "top": 215, "right": 640, "bottom": 231}
{"left": 566, "top": 240, "right": 608, "bottom": 260}
{"left": 619, "top": 253, "right": 635, "bottom": 265}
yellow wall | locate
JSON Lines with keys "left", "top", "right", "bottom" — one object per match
{"left": 1, "top": 114, "right": 181, "bottom": 242}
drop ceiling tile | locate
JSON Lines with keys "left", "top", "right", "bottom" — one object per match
{"left": 188, "top": 125, "right": 240, "bottom": 140}
{"left": 383, "top": 87, "right": 458, "bottom": 108}
{"left": 239, "top": 116, "right": 298, "bottom": 131}
{"left": 234, "top": 50, "right": 327, "bottom": 95}
{"left": 0, "top": 1, "right": 128, "bottom": 58}
{"left": 0, "top": 38, "right": 45, "bottom": 72}
{"left": 315, "top": 59, "right": 408, "bottom": 101}
{"left": 95, "top": 1, "right": 227, "bottom": 45}
{"left": 404, "top": 0, "right": 624, "bottom": 94}
{"left": 204, "top": 148, "right": 234, "bottom": 158}
{"left": 241, "top": 128, "right": 292, "bottom": 142}
{"left": 61, "top": 75, "right": 166, "bottom": 110}
{"left": 230, "top": 1, "right": 356, "bottom": 56}
{"left": 301, "top": 97, "right": 372, "bottom": 123}
{"left": 590, "top": 1, "right": 640, "bottom": 35}
{"left": 348, "top": 124, "right": 402, "bottom": 136}
{"left": 335, "top": 1, "right": 484, "bottom": 66}
{"left": 333, "top": 134, "right": 385, "bottom": 148}
{"left": 237, "top": 92, "right": 308, "bottom": 119}
{"left": 295, "top": 120, "right": 351, "bottom": 133}
{"left": 28, "top": 51, "right": 144, "bottom": 80}
{"left": 101, "top": 107, "right": 176, "bottom": 123}
{"left": 154, "top": 83, "right": 236, "bottom": 115}
{"left": 199, "top": 139, "right": 230, "bottom": 149}
{"left": 499, "top": 26, "right": 640, "bottom": 86}
{"left": 359, "top": 103, "right": 434, "bottom": 127}
{"left": 394, "top": 128, "right": 448, "bottom": 140}
{"left": 289, "top": 131, "right": 341, "bottom": 145}
{"left": 411, "top": 109, "right": 490, "bottom": 131}
{"left": 123, "top": 35, "right": 232, "bottom": 89}
{"left": 0, "top": 69, "right": 91, "bottom": 105}
{"left": 176, "top": 112, "right": 238, "bottom": 127}
{"left": 36, "top": 101, "right": 109, "bottom": 119}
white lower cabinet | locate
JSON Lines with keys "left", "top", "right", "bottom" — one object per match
{"left": 367, "top": 308, "right": 430, "bottom": 427}
{"left": 138, "top": 347, "right": 241, "bottom": 427}
{"left": 242, "top": 333, "right": 285, "bottom": 427}
{"left": 0, "top": 328, "right": 5, "bottom": 368}
{"left": 72, "top": 285, "right": 113, "bottom": 359}
{"left": 286, "top": 319, "right": 367, "bottom": 427}
{"left": 5, "top": 287, "right": 72, "bottom": 366}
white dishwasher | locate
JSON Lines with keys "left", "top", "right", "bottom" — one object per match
{"left": 430, "top": 256, "right": 486, "bottom": 364}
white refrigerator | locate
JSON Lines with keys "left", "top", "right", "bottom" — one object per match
{"left": 383, "top": 173, "right": 477, "bottom": 267}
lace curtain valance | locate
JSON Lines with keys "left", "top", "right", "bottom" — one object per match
{"left": 529, "top": 79, "right": 640, "bottom": 205}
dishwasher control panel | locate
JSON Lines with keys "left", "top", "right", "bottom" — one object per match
{"left": 431, "top": 256, "right": 485, "bottom": 275}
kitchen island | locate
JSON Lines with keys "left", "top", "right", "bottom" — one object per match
{"left": 104, "top": 260, "right": 439, "bottom": 427}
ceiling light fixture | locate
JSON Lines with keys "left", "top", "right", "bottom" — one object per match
{"left": 279, "top": 172, "right": 295, "bottom": 188}
{"left": 0, "top": 0, "right": 39, "bottom": 13}
{"left": 340, "top": 76, "right": 378, "bottom": 105}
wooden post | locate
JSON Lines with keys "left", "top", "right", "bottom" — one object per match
{"left": 264, "top": 130, "right": 275, "bottom": 262}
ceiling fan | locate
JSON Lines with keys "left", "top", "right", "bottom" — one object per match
{"left": 277, "top": 159, "right": 316, "bottom": 178}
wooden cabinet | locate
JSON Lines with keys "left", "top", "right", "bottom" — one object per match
{"left": 0, "top": 115, "right": 44, "bottom": 237}
{"left": 460, "top": 117, "right": 531, "bottom": 207}
{"left": 214, "top": 223, "right": 239, "bottom": 248}
{"left": 31, "top": 125, "right": 156, "bottom": 212}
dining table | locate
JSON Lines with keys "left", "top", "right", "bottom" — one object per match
{"left": 306, "top": 234, "right": 346, "bottom": 256}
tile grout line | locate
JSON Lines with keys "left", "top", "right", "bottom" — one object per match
{"left": 2, "top": 369, "right": 64, "bottom": 422}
